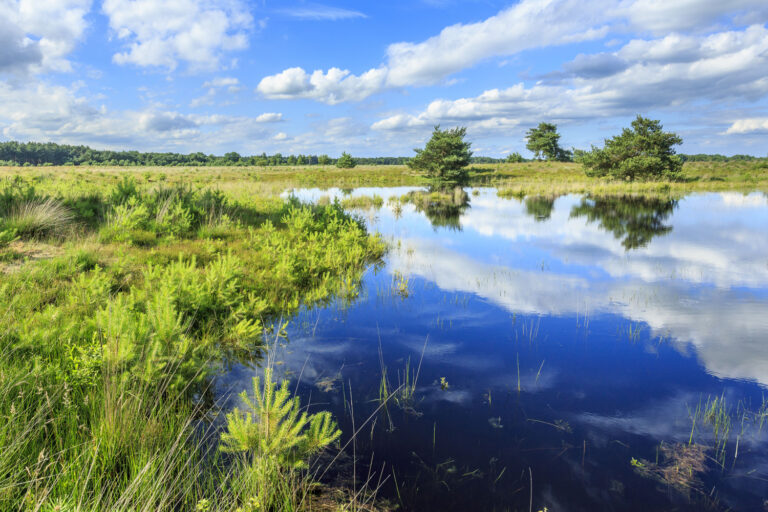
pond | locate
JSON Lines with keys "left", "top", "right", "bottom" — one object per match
{"left": 222, "top": 188, "right": 768, "bottom": 511}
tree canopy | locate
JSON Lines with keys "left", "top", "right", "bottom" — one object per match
{"left": 335, "top": 152, "right": 356, "bottom": 168}
{"left": 408, "top": 126, "right": 472, "bottom": 188}
{"left": 581, "top": 116, "right": 683, "bottom": 181}
{"left": 525, "top": 123, "right": 571, "bottom": 161}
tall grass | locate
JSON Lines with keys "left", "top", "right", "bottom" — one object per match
{"left": 4, "top": 198, "right": 73, "bottom": 238}
{"left": 0, "top": 173, "right": 388, "bottom": 511}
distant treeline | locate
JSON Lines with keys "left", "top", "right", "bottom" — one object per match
{"left": 679, "top": 154, "right": 766, "bottom": 162}
{"left": 0, "top": 141, "right": 411, "bottom": 167}
{"left": 0, "top": 140, "right": 763, "bottom": 167}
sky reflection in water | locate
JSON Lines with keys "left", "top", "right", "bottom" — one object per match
{"left": 225, "top": 188, "right": 768, "bottom": 511}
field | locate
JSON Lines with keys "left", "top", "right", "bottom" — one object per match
{"left": 1, "top": 161, "right": 767, "bottom": 512}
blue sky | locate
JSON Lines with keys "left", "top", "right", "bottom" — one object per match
{"left": 1, "top": 0, "right": 768, "bottom": 157}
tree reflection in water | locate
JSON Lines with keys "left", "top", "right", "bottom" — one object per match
{"left": 570, "top": 195, "right": 678, "bottom": 250}
{"left": 403, "top": 186, "right": 471, "bottom": 230}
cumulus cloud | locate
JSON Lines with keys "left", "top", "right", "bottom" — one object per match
{"left": 725, "top": 118, "right": 768, "bottom": 134}
{"left": 0, "top": 79, "right": 288, "bottom": 152}
{"left": 0, "top": 0, "right": 92, "bottom": 74}
{"left": 617, "top": 0, "right": 768, "bottom": 34}
{"left": 256, "top": 0, "right": 768, "bottom": 106}
{"left": 257, "top": 0, "right": 611, "bottom": 103}
{"left": 254, "top": 112, "right": 283, "bottom": 123}
{"left": 0, "top": 16, "right": 42, "bottom": 73}
{"left": 139, "top": 111, "right": 197, "bottom": 132}
{"left": 257, "top": 67, "right": 388, "bottom": 104}
{"left": 102, "top": 0, "right": 253, "bottom": 71}
{"left": 373, "top": 24, "right": 768, "bottom": 134}
{"left": 561, "top": 53, "right": 628, "bottom": 78}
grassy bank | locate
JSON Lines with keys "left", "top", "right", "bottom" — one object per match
{"left": 3, "top": 159, "right": 767, "bottom": 198}
{"left": 0, "top": 171, "right": 385, "bottom": 511}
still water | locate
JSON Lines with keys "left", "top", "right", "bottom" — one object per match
{"left": 224, "top": 188, "right": 768, "bottom": 511}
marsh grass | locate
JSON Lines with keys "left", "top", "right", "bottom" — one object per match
{"left": 4, "top": 198, "right": 74, "bottom": 238}
{"left": 0, "top": 171, "right": 388, "bottom": 511}
{"left": 341, "top": 195, "right": 384, "bottom": 211}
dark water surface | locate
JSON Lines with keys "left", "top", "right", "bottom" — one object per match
{"left": 223, "top": 188, "right": 768, "bottom": 511}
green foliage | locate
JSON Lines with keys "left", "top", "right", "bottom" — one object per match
{"left": 335, "top": 152, "right": 356, "bottom": 169}
{"left": 525, "top": 123, "right": 571, "bottom": 162}
{"left": 221, "top": 368, "right": 341, "bottom": 469}
{"left": 0, "top": 227, "right": 17, "bottom": 247}
{"left": 408, "top": 126, "right": 472, "bottom": 188}
{"left": 0, "top": 171, "right": 384, "bottom": 511}
{"left": 581, "top": 116, "right": 683, "bottom": 181}
{"left": 506, "top": 152, "right": 525, "bottom": 163}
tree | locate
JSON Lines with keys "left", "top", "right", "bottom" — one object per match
{"left": 224, "top": 151, "right": 241, "bottom": 163}
{"left": 506, "top": 152, "right": 525, "bottom": 163}
{"left": 525, "top": 123, "right": 571, "bottom": 161}
{"left": 318, "top": 154, "right": 331, "bottom": 165}
{"left": 336, "top": 152, "right": 356, "bottom": 169}
{"left": 408, "top": 126, "right": 472, "bottom": 188}
{"left": 581, "top": 116, "right": 683, "bottom": 181}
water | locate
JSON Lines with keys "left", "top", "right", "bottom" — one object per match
{"left": 223, "top": 188, "right": 768, "bottom": 511}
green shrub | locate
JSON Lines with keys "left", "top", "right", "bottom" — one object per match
{"left": 582, "top": 116, "right": 683, "bottom": 181}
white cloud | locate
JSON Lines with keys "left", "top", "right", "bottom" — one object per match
{"left": 257, "top": 0, "right": 611, "bottom": 103}
{"left": 254, "top": 112, "right": 283, "bottom": 123}
{"left": 725, "top": 118, "right": 768, "bottom": 134}
{"left": 0, "top": 79, "right": 289, "bottom": 153}
{"left": 191, "top": 77, "right": 243, "bottom": 107}
{"left": 256, "top": 0, "right": 768, "bottom": 105}
{"left": 383, "top": 0, "right": 609, "bottom": 88}
{"left": 257, "top": 66, "right": 387, "bottom": 104}
{"left": 276, "top": 4, "right": 366, "bottom": 20}
{"left": 203, "top": 77, "right": 241, "bottom": 89}
{"left": 0, "top": 0, "right": 92, "bottom": 73}
{"left": 102, "top": 0, "right": 253, "bottom": 71}
{"left": 372, "top": 25, "right": 768, "bottom": 135}
{"left": 617, "top": 0, "right": 768, "bottom": 34}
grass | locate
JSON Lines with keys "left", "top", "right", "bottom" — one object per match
{"left": 0, "top": 161, "right": 765, "bottom": 510}
{"left": 487, "top": 160, "right": 768, "bottom": 197}
{"left": 5, "top": 198, "right": 74, "bottom": 238}
{"left": 0, "top": 171, "right": 387, "bottom": 511}
{"left": 340, "top": 195, "right": 384, "bottom": 211}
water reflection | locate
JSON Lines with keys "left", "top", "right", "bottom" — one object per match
{"left": 401, "top": 186, "right": 470, "bottom": 230}
{"left": 265, "top": 187, "right": 768, "bottom": 511}
{"left": 524, "top": 195, "right": 556, "bottom": 222}
{"left": 570, "top": 195, "right": 678, "bottom": 250}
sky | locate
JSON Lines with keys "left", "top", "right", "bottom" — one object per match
{"left": 1, "top": 0, "right": 768, "bottom": 158}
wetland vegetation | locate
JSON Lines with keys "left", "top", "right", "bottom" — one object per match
{"left": 1, "top": 152, "right": 767, "bottom": 511}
